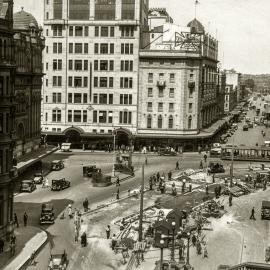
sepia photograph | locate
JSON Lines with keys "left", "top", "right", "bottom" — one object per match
{"left": 0, "top": 0, "right": 270, "bottom": 269}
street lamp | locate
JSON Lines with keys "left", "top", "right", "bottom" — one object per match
{"left": 171, "top": 221, "right": 176, "bottom": 262}
{"left": 186, "top": 232, "right": 191, "bottom": 266}
{"left": 160, "top": 239, "right": 165, "bottom": 270}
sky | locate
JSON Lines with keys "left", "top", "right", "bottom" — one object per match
{"left": 13, "top": 0, "right": 270, "bottom": 74}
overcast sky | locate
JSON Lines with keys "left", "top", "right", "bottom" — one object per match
{"left": 14, "top": 0, "right": 270, "bottom": 74}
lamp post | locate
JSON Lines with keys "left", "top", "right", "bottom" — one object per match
{"left": 171, "top": 221, "right": 176, "bottom": 262}
{"left": 160, "top": 239, "right": 165, "bottom": 270}
{"left": 186, "top": 232, "right": 191, "bottom": 266}
{"left": 112, "top": 129, "right": 116, "bottom": 178}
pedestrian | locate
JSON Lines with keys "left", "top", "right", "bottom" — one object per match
{"left": 116, "top": 188, "right": 120, "bottom": 200}
{"left": 205, "top": 184, "right": 209, "bottom": 196}
{"left": 168, "top": 171, "right": 172, "bottom": 181}
{"left": 189, "top": 183, "right": 192, "bottom": 192}
{"left": 229, "top": 193, "right": 233, "bottom": 207}
{"left": 116, "top": 177, "right": 120, "bottom": 187}
{"left": 74, "top": 227, "right": 79, "bottom": 243}
{"left": 182, "top": 181, "right": 186, "bottom": 194}
{"left": 157, "top": 172, "right": 160, "bottom": 182}
{"left": 106, "top": 225, "right": 111, "bottom": 239}
{"left": 0, "top": 237, "right": 4, "bottom": 253}
{"left": 218, "top": 184, "right": 222, "bottom": 197}
{"left": 212, "top": 174, "right": 215, "bottom": 183}
{"left": 250, "top": 207, "right": 256, "bottom": 220}
{"left": 14, "top": 213, "right": 19, "bottom": 228}
{"left": 176, "top": 161, "right": 179, "bottom": 170}
{"left": 23, "top": 212, "right": 28, "bottom": 226}
{"left": 149, "top": 178, "right": 153, "bottom": 190}
{"left": 85, "top": 198, "right": 89, "bottom": 211}
{"left": 204, "top": 154, "right": 207, "bottom": 163}
{"left": 111, "top": 234, "right": 117, "bottom": 251}
{"left": 81, "top": 232, "right": 87, "bottom": 247}
{"left": 203, "top": 244, "right": 208, "bottom": 258}
{"left": 145, "top": 156, "right": 148, "bottom": 165}
{"left": 120, "top": 218, "right": 125, "bottom": 231}
{"left": 191, "top": 234, "right": 197, "bottom": 246}
{"left": 10, "top": 235, "right": 16, "bottom": 256}
{"left": 196, "top": 241, "right": 202, "bottom": 255}
{"left": 68, "top": 204, "right": 73, "bottom": 219}
{"left": 199, "top": 160, "right": 203, "bottom": 169}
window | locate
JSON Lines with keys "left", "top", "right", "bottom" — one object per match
{"left": 121, "top": 43, "right": 133, "bottom": 54}
{"left": 110, "top": 27, "right": 115, "bottom": 37}
{"left": 94, "top": 77, "right": 98, "bottom": 87}
{"left": 69, "top": 43, "right": 73, "bottom": 53}
{"left": 84, "top": 43, "right": 88, "bottom": 53}
{"left": 93, "top": 94, "right": 98, "bottom": 104}
{"left": 68, "top": 110, "right": 72, "bottom": 122}
{"left": 147, "top": 115, "right": 152, "bottom": 128}
{"left": 45, "top": 113, "right": 48, "bottom": 121}
{"left": 74, "top": 77, "right": 82, "bottom": 87}
{"left": 94, "top": 43, "right": 99, "bottom": 54}
{"left": 52, "top": 25, "right": 62, "bottom": 36}
{"left": 108, "top": 111, "right": 113, "bottom": 123}
{"left": 147, "top": 102, "right": 152, "bottom": 112}
{"left": 84, "top": 60, "right": 88, "bottom": 70}
{"left": 53, "top": 59, "right": 62, "bottom": 70}
{"left": 168, "top": 116, "right": 173, "bottom": 129}
{"left": 121, "top": 60, "right": 133, "bottom": 71}
{"left": 74, "top": 60, "right": 82, "bottom": 70}
{"left": 159, "top": 73, "right": 164, "bottom": 80}
{"left": 100, "top": 60, "right": 108, "bottom": 71}
{"left": 83, "top": 110, "right": 87, "bottom": 122}
{"left": 75, "top": 43, "right": 83, "bottom": 54}
{"left": 93, "top": 111, "right": 98, "bottom": 123}
{"left": 169, "top": 88, "right": 174, "bottom": 98}
{"left": 100, "top": 77, "right": 107, "bottom": 87}
{"left": 110, "top": 44, "right": 114, "bottom": 54}
{"left": 75, "top": 26, "right": 83, "bottom": 36}
{"left": 84, "top": 26, "right": 89, "bottom": 36}
{"left": 120, "top": 94, "right": 132, "bottom": 105}
{"left": 119, "top": 111, "right": 132, "bottom": 124}
{"left": 74, "top": 110, "right": 81, "bottom": 122}
{"left": 120, "top": 77, "right": 133, "bottom": 88}
{"left": 52, "top": 93, "right": 61, "bottom": 103}
{"left": 53, "top": 76, "right": 62, "bottom": 86}
{"left": 68, "top": 93, "right": 72, "bottom": 103}
{"left": 84, "top": 77, "right": 88, "bottom": 87}
{"left": 69, "top": 26, "right": 73, "bottom": 36}
{"left": 170, "top": 73, "right": 175, "bottom": 83}
{"left": 83, "top": 94, "right": 87, "bottom": 103}
{"left": 95, "top": 0, "right": 116, "bottom": 20}
{"left": 148, "top": 88, "right": 153, "bottom": 97}
{"left": 0, "top": 114, "right": 3, "bottom": 133}
{"left": 158, "top": 102, "right": 163, "bottom": 112}
{"left": 95, "top": 26, "right": 99, "bottom": 37}
{"left": 148, "top": 73, "right": 153, "bottom": 83}
{"left": 109, "top": 94, "right": 113, "bottom": 104}
{"left": 100, "top": 43, "right": 108, "bottom": 54}
{"left": 109, "top": 77, "right": 113, "bottom": 88}
{"left": 169, "top": 103, "right": 174, "bottom": 112}
{"left": 74, "top": 93, "right": 82, "bottom": 103}
{"left": 188, "top": 116, "right": 192, "bottom": 129}
{"left": 69, "top": 0, "right": 90, "bottom": 20}
{"left": 158, "top": 115, "right": 163, "bottom": 129}
{"left": 53, "top": 0, "right": 63, "bottom": 19}
{"left": 69, "top": 60, "right": 73, "bottom": 70}
{"left": 101, "top": 26, "right": 109, "bottom": 37}
{"left": 188, "top": 103, "right": 193, "bottom": 113}
{"left": 120, "top": 26, "right": 135, "bottom": 37}
{"left": 109, "top": 60, "right": 114, "bottom": 71}
{"left": 68, "top": 76, "right": 72, "bottom": 87}
{"left": 122, "top": 0, "right": 135, "bottom": 19}
{"left": 99, "top": 94, "right": 107, "bottom": 104}
{"left": 99, "top": 111, "right": 107, "bottom": 123}
{"left": 158, "top": 89, "right": 163, "bottom": 98}
{"left": 52, "top": 109, "right": 61, "bottom": 122}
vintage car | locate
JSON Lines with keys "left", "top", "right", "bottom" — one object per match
{"left": 82, "top": 165, "right": 99, "bottom": 177}
{"left": 158, "top": 148, "right": 177, "bottom": 156}
{"left": 51, "top": 178, "right": 70, "bottom": 191}
{"left": 20, "top": 180, "right": 36, "bottom": 193}
{"left": 48, "top": 251, "right": 68, "bottom": 270}
{"left": 261, "top": 201, "right": 270, "bottom": 220}
{"left": 51, "top": 160, "right": 64, "bottom": 171}
{"left": 33, "top": 172, "right": 43, "bottom": 184}
{"left": 208, "top": 162, "right": 225, "bottom": 174}
{"left": 61, "top": 143, "right": 71, "bottom": 152}
{"left": 210, "top": 147, "right": 221, "bottom": 157}
{"left": 40, "top": 203, "right": 55, "bottom": 225}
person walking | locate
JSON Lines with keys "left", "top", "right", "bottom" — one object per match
{"left": 176, "top": 161, "right": 179, "bottom": 170}
{"left": 14, "top": 213, "right": 19, "bottom": 228}
{"left": 23, "top": 212, "right": 28, "bottom": 226}
{"left": 203, "top": 244, "right": 208, "bottom": 258}
{"left": 0, "top": 238, "right": 4, "bottom": 253}
{"left": 111, "top": 234, "right": 117, "bottom": 251}
{"left": 229, "top": 193, "right": 233, "bottom": 207}
{"left": 205, "top": 184, "right": 209, "bottom": 196}
{"left": 106, "top": 225, "right": 111, "bottom": 239}
{"left": 250, "top": 207, "right": 256, "bottom": 220}
{"left": 199, "top": 160, "right": 203, "bottom": 169}
{"left": 116, "top": 188, "right": 120, "bottom": 200}
{"left": 149, "top": 177, "right": 153, "bottom": 190}
{"left": 168, "top": 171, "right": 172, "bottom": 181}
{"left": 116, "top": 177, "right": 120, "bottom": 187}
{"left": 204, "top": 154, "right": 207, "bottom": 163}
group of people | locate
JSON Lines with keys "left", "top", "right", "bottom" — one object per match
{"left": 148, "top": 172, "right": 166, "bottom": 194}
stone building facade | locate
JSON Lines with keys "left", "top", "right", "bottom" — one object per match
{"left": 0, "top": 0, "right": 16, "bottom": 240}
{"left": 13, "top": 9, "right": 45, "bottom": 158}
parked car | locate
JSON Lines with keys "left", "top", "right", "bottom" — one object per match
{"left": 20, "top": 180, "right": 36, "bottom": 193}
{"left": 51, "top": 160, "right": 64, "bottom": 171}
{"left": 48, "top": 250, "right": 68, "bottom": 270}
{"left": 158, "top": 148, "right": 177, "bottom": 156}
{"left": 242, "top": 124, "right": 249, "bottom": 131}
{"left": 51, "top": 178, "right": 70, "bottom": 191}
{"left": 261, "top": 201, "right": 270, "bottom": 220}
{"left": 210, "top": 148, "right": 221, "bottom": 157}
{"left": 40, "top": 203, "right": 55, "bottom": 225}
{"left": 83, "top": 165, "right": 99, "bottom": 177}
{"left": 61, "top": 143, "right": 71, "bottom": 152}
{"left": 33, "top": 172, "right": 43, "bottom": 184}
{"left": 208, "top": 162, "right": 225, "bottom": 174}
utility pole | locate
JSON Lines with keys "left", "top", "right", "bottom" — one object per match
{"left": 139, "top": 164, "right": 144, "bottom": 242}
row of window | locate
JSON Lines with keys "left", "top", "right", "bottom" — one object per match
{"left": 148, "top": 73, "right": 176, "bottom": 83}
{"left": 147, "top": 102, "right": 193, "bottom": 113}
{"left": 69, "top": 43, "right": 89, "bottom": 54}
{"left": 146, "top": 115, "right": 193, "bottom": 129}
{"left": 147, "top": 87, "right": 195, "bottom": 98}
{"left": 94, "top": 43, "right": 114, "bottom": 54}
{"left": 68, "top": 59, "right": 88, "bottom": 71}
{"left": 69, "top": 26, "right": 89, "bottom": 37}
{"left": 93, "top": 93, "right": 113, "bottom": 105}
{"left": 68, "top": 76, "right": 88, "bottom": 88}
{"left": 94, "top": 26, "right": 115, "bottom": 37}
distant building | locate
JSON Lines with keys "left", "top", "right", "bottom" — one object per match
{"left": 224, "top": 69, "right": 241, "bottom": 102}
{"left": 148, "top": 8, "right": 173, "bottom": 31}
{"left": 13, "top": 8, "right": 45, "bottom": 158}
{"left": 137, "top": 18, "right": 219, "bottom": 151}
{"left": 0, "top": 0, "right": 16, "bottom": 240}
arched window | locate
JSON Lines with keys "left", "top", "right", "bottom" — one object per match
{"left": 158, "top": 115, "right": 162, "bottom": 129}
{"left": 168, "top": 115, "right": 173, "bottom": 129}
{"left": 188, "top": 116, "right": 192, "bottom": 129}
{"left": 147, "top": 115, "right": 152, "bottom": 129}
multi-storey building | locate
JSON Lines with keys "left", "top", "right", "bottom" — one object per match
{"left": 137, "top": 19, "right": 219, "bottom": 151}
{"left": 0, "top": 0, "right": 16, "bottom": 240}
{"left": 148, "top": 8, "right": 173, "bottom": 30}
{"left": 42, "top": 0, "right": 149, "bottom": 149}
{"left": 13, "top": 8, "right": 45, "bottom": 158}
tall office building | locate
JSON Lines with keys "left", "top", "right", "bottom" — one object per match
{"left": 0, "top": 0, "right": 16, "bottom": 239}
{"left": 42, "top": 0, "right": 149, "bottom": 148}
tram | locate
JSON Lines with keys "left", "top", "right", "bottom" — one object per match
{"left": 220, "top": 145, "right": 270, "bottom": 162}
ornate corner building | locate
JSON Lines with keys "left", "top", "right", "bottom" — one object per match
{"left": 13, "top": 9, "right": 45, "bottom": 158}
{"left": 0, "top": 0, "right": 16, "bottom": 239}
